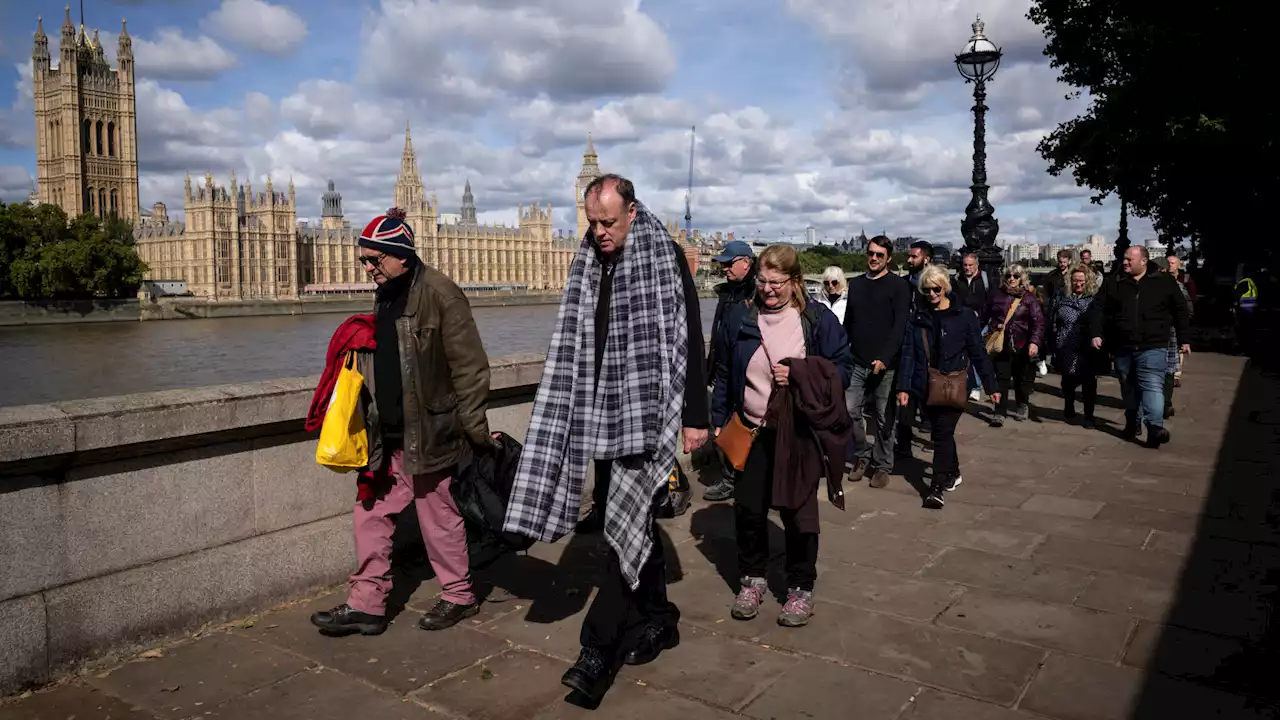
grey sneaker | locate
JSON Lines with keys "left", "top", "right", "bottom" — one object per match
{"left": 703, "top": 478, "right": 735, "bottom": 502}
{"left": 777, "top": 588, "right": 814, "bottom": 627}
{"left": 847, "top": 457, "right": 869, "bottom": 482}
{"left": 1011, "top": 404, "right": 1030, "bottom": 422}
{"left": 731, "top": 577, "right": 767, "bottom": 620}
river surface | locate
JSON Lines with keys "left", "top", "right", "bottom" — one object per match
{"left": 0, "top": 299, "right": 720, "bottom": 407}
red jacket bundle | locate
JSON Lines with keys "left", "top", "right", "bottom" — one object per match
{"left": 305, "top": 314, "right": 376, "bottom": 432}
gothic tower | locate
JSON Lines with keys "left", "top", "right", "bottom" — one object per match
{"left": 394, "top": 122, "right": 437, "bottom": 254}
{"left": 460, "top": 178, "right": 477, "bottom": 225}
{"left": 32, "top": 8, "right": 140, "bottom": 222}
{"left": 575, "top": 134, "right": 603, "bottom": 240}
{"left": 321, "top": 179, "right": 344, "bottom": 229}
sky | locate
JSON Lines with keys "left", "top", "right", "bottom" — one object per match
{"left": 0, "top": 0, "right": 1155, "bottom": 247}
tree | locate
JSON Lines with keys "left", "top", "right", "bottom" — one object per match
{"left": 2, "top": 203, "right": 147, "bottom": 299}
{"left": 1027, "top": 1, "right": 1274, "bottom": 268}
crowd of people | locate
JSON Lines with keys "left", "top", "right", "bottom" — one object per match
{"left": 302, "top": 175, "right": 1197, "bottom": 711}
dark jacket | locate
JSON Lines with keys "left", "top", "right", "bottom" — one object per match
{"left": 953, "top": 270, "right": 990, "bottom": 317}
{"left": 710, "top": 299, "right": 853, "bottom": 429}
{"left": 897, "top": 304, "right": 998, "bottom": 401}
{"left": 451, "top": 431, "right": 532, "bottom": 569}
{"left": 386, "top": 262, "right": 492, "bottom": 475}
{"left": 707, "top": 268, "right": 757, "bottom": 381}
{"left": 1039, "top": 267, "right": 1067, "bottom": 303}
{"left": 983, "top": 287, "right": 1045, "bottom": 352}
{"left": 1088, "top": 262, "right": 1191, "bottom": 351}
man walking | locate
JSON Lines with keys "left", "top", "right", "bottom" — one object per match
{"left": 1039, "top": 249, "right": 1073, "bottom": 372}
{"left": 1090, "top": 246, "right": 1190, "bottom": 447}
{"left": 504, "top": 175, "right": 707, "bottom": 707}
{"left": 844, "top": 235, "right": 910, "bottom": 488}
{"left": 311, "top": 207, "right": 493, "bottom": 636}
{"left": 702, "top": 240, "right": 756, "bottom": 502}
{"left": 897, "top": 240, "right": 933, "bottom": 447}
{"left": 953, "top": 252, "right": 990, "bottom": 401}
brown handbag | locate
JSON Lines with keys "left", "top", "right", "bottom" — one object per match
{"left": 921, "top": 327, "right": 970, "bottom": 410}
{"left": 984, "top": 297, "right": 1022, "bottom": 355}
{"left": 714, "top": 412, "right": 758, "bottom": 471}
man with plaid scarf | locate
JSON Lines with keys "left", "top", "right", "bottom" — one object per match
{"left": 504, "top": 174, "right": 707, "bottom": 707}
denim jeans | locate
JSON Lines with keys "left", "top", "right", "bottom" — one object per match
{"left": 1113, "top": 348, "right": 1169, "bottom": 428}
{"left": 846, "top": 364, "right": 896, "bottom": 472}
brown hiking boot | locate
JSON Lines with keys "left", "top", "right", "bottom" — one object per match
{"left": 869, "top": 470, "right": 890, "bottom": 489}
{"left": 847, "top": 458, "right": 869, "bottom": 482}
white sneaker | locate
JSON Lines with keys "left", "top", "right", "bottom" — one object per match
{"left": 968, "top": 388, "right": 981, "bottom": 402}
{"left": 944, "top": 475, "right": 962, "bottom": 492}
{"left": 1036, "top": 359, "right": 1048, "bottom": 377}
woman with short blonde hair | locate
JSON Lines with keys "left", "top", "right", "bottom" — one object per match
{"left": 983, "top": 262, "right": 1044, "bottom": 423}
{"left": 816, "top": 265, "right": 848, "bottom": 323}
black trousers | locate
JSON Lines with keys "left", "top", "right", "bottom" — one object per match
{"left": 922, "top": 406, "right": 963, "bottom": 483}
{"left": 992, "top": 349, "right": 1035, "bottom": 412}
{"left": 735, "top": 430, "right": 819, "bottom": 591}
{"left": 1062, "top": 372, "right": 1097, "bottom": 418}
{"left": 580, "top": 460, "right": 679, "bottom": 656}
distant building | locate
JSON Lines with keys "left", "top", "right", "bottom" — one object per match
{"left": 806, "top": 226, "right": 817, "bottom": 245}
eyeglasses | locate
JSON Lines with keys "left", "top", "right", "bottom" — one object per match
{"left": 824, "top": 280, "right": 840, "bottom": 287}
{"left": 866, "top": 250, "right": 887, "bottom": 259}
{"left": 756, "top": 278, "right": 788, "bottom": 289}
{"left": 1005, "top": 273, "right": 1020, "bottom": 280}
{"left": 922, "top": 286, "right": 944, "bottom": 295}
{"left": 358, "top": 254, "right": 386, "bottom": 267}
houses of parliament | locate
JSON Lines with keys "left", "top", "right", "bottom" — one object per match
{"left": 29, "top": 9, "right": 604, "bottom": 299}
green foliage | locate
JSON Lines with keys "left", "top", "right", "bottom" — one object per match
{"left": 0, "top": 202, "right": 147, "bottom": 299}
{"left": 1027, "top": 1, "right": 1272, "bottom": 265}
{"left": 798, "top": 246, "right": 869, "bottom": 276}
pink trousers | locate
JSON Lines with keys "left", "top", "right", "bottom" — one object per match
{"left": 347, "top": 448, "right": 474, "bottom": 614}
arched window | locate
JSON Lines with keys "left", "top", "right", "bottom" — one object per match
{"left": 110, "top": 189, "right": 118, "bottom": 217}
{"left": 107, "top": 122, "right": 115, "bottom": 157}
{"left": 82, "top": 119, "right": 92, "bottom": 154}
{"left": 95, "top": 121, "right": 104, "bottom": 156}
{"left": 99, "top": 189, "right": 106, "bottom": 218}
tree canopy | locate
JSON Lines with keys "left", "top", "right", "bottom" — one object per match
{"left": 0, "top": 202, "right": 147, "bottom": 300}
{"left": 1028, "top": 1, "right": 1272, "bottom": 266}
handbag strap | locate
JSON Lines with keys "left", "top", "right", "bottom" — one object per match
{"left": 921, "top": 317, "right": 970, "bottom": 373}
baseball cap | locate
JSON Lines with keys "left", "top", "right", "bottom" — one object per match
{"left": 713, "top": 240, "right": 754, "bottom": 263}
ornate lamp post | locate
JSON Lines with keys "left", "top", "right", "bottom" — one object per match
{"left": 955, "top": 16, "right": 1003, "bottom": 275}
{"left": 1112, "top": 198, "right": 1130, "bottom": 274}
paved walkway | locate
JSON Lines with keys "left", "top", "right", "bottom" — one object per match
{"left": 4, "top": 353, "right": 1278, "bottom": 720}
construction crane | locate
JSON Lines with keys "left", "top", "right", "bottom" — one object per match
{"left": 684, "top": 126, "right": 695, "bottom": 238}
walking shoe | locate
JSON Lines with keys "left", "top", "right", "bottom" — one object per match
{"left": 417, "top": 598, "right": 480, "bottom": 631}
{"left": 731, "top": 576, "right": 768, "bottom": 620}
{"left": 668, "top": 487, "right": 691, "bottom": 517}
{"left": 777, "top": 589, "right": 814, "bottom": 627}
{"left": 988, "top": 411, "right": 1004, "bottom": 428}
{"left": 310, "top": 603, "right": 388, "bottom": 636}
{"left": 847, "top": 457, "right": 869, "bottom": 482}
{"left": 1011, "top": 404, "right": 1029, "bottom": 422}
{"left": 575, "top": 506, "right": 604, "bottom": 534}
{"left": 1064, "top": 403, "right": 1077, "bottom": 420}
{"left": 969, "top": 388, "right": 981, "bottom": 402}
{"left": 943, "top": 474, "right": 962, "bottom": 492}
{"left": 623, "top": 623, "right": 679, "bottom": 666}
{"left": 1082, "top": 416, "right": 1097, "bottom": 430}
{"left": 702, "top": 478, "right": 735, "bottom": 502}
{"left": 561, "top": 647, "right": 609, "bottom": 705}
{"left": 1144, "top": 425, "right": 1170, "bottom": 449}
{"left": 923, "top": 491, "right": 945, "bottom": 510}
{"left": 1121, "top": 423, "right": 1140, "bottom": 442}
{"left": 1036, "top": 359, "right": 1048, "bottom": 377}
{"left": 868, "top": 469, "right": 891, "bottom": 489}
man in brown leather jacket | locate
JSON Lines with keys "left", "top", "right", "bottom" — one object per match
{"left": 312, "top": 207, "right": 492, "bottom": 637}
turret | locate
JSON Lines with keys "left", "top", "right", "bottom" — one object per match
{"left": 32, "top": 15, "right": 50, "bottom": 72}
{"left": 117, "top": 19, "right": 133, "bottom": 73}
{"left": 184, "top": 173, "right": 192, "bottom": 200}
{"left": 60, "top": 5, "right": 76, "bottom": 67}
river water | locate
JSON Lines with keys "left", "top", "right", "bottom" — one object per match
{"left": 0, "top": 299, "right": 720, "bottom": 407}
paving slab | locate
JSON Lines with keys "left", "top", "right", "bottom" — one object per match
{"left": 528, "top": 680, "right": 740, "bottom": 719}
{"left": 977, "top": 507, "right": 1151, "bottom": 547}
{"left": 740, "top": 656, "right": 917, "bottom": 719}
{"left": 922, "top": 547, "right": 1093, "bottom": 604}
{"left": 917, "top": 522, "right": 1046, "bottom": 560}
{"left": 411, "top": 649, "right": 571, "bottom": 720}
{"left": 937, "top": 590, "right": 1133, "bottom": 661}
{"left": 815, "top": 562, "right": 960, "bottom": 621}
{"left": 626, "top": 625, "right": 797, "bottom": 710}
{"left": 901, "top": 689, "right": 1037, "bottom": 720}
{"left": 199, "top": 667, "right": 448, "bottom": 719}
{"left": 1017, "top": 494, "right": 1104, "bottom": 520}
{"left": 1031, "top": 536, "right": 1185, "bottom": 584}
{"left": 0, "top": 683, "right": 153, "bottom": 720}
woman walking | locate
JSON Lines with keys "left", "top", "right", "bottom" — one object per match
{"left": 983, "top": 263, "right": 1043, "bottom": 425}
{"left": 710, "top": 245, "right": 853, "bottom": 627}
{"left": 897, "top": 266, "right": 999, "bottom": 509}
{"left": 815, "top": 265, "right": 848, "bottom": 323}
{"left": 1053, "top": 265, "right": 1100, "bottom": 428}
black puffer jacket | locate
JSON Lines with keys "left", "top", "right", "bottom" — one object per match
{"left": 1088, "top": 262, "right": 1190, "bottom": 351}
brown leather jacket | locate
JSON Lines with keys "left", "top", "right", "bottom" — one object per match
{"left": 393, "top": 262, "right": 492, "bottom": 474}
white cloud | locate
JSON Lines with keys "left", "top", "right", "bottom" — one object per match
{"left": 133, "top": 28, "right": 238, "bottom": 81}
{"left": 0, "top": 165, "right": 34, "bottom": 203}
{"left": 202, "top": 0, "right": 308, "bottom": 57}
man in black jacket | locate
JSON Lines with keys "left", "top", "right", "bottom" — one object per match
{"left": 1089, "top": 246, "right": 1190, "bottom": 447}
{"left": 1038, "top": 249, "right": 1072, "bottom": 370}
{"left": 953, "top": 252, "right": 990, "bottom": 400}
{"left": 702, "top": 241, "right": 756, "bottom": 501}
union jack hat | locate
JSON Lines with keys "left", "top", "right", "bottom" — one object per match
{"left": 359, "top": 207, "right": 415, "bottom": 258}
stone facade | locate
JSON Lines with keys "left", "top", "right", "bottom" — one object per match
{"left": 31, "top": 9, "right": 140, "bottom": 223}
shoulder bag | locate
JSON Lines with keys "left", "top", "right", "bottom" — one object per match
{"left": 922, "top": 326, "right": 970, "bottom": 410}
{"left": 984, "top": 297, "right": 1022, "bottom": 355}
{"left": 715, "top": 331, "right": 776, "bottom": 471}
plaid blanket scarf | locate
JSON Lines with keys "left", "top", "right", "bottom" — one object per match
{"left": 503, "top": 201, "right": 688, "bottom": 590}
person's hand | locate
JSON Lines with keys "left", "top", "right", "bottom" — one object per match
{"left": 714, "top": 426, "right": 721, "bottom": 437}
{"left": 996, "top": 323, "right": 1005, "bottom": 330}
{"left": 1028, "top": 343, "right": 1040, "bottom": 358}
{"left": 1180, "top": 344, "right": 1191, "bottom": 355}
{"left": 772, "top": 363, "right": 790, "bottom": 386}
{"left": 897, "top": 392, "right": 910, "bottom": 406}
{"left": 1091, "top": 337, "right": 1103, "bottom": 350}
{"left": 871, "top": 360, "right": 887, "bottom": 374}
{"left": 682, "top": 427, "right": 708, "bottom": 454}
{"left": 990, "top": 392, "right": 1002, "bottom": 406}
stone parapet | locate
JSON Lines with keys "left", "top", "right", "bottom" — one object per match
{"left": 0, "top": 352, "right": 547, "bottom": 694}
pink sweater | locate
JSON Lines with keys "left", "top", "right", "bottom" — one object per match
{"left": 743, "top": 306, "right": 806, "bottom": 425}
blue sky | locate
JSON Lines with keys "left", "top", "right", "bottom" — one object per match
{"left": 0, "top": 0, "right": 1155, "bottom": 247}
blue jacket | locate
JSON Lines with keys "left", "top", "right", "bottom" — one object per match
{"left": 711, "top": 299, "right": 854, "bottom": 428}
{"left": 897, "top": 304, "right": 998, "bottom": 402}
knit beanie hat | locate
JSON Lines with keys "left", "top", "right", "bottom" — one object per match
{"left": 359, "top": 207, "right": 416, "bottom": 259}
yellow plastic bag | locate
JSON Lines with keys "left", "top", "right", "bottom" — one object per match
{"left": 315, "top": 350, "right": 368, "bottom": 472}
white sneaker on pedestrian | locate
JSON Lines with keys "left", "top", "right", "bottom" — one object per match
{"left": 1036, "top": 359, "right": 1048, "bottom": 377}
{"left": 968, "top": 388, "right": 981, "bottom": 402}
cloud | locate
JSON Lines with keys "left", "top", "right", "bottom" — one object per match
{"left": 0, "top": 63, "right": 35, "bottom": 149}
{"left": 0, "top": 165, "right": 33, "bottom": 203}
{"left": 202, "top": 0, "right": 308, "bottom": 57}
{"left": 133, "top": 28, "right": 238, "bottom": 80}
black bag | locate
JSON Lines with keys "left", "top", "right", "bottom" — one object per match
{"left": 451, "top": 431, "right": 535, "bottom": 569}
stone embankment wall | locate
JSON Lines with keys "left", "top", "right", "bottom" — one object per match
{"left": 0, "top": 352, "right": 548, "bottom": 694}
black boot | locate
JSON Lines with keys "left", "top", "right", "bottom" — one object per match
{"left": 417, "top": 598, "right": 480, "bottom": 631}
{"left": 562, "top": 647, "right": 610, "bottom": 706}
{"left": 623, "top": 623, "right": 680, "bottom": 666}
{"left": 310, "top": 604, "right": 388, "bottom": 636}
{"left": 1145, "top": 424, "right": 1170, "bottom": 448}
{"left": 1163, "top": 375, "right": 1175, "bottom": 418}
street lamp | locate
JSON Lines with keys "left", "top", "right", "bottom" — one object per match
{"left": 955, "top": 15, "right": 1003, "bottom": 275}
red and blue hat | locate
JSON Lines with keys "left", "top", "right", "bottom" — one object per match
{"left": 359, "top": 207, "right": 416, "bottom": 259}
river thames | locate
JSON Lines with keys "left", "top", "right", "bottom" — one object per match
{"left": 0, "top": 299, "right": 720, "bottom": 407}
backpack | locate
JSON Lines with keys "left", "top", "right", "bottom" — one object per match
{"left": 450, "top": 431, "right": 535, "bottom": 569}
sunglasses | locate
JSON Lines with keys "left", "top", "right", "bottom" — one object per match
{"left": 922, "top": 286, "right": 944, "bottom": 295}
{"left": 358, "top": 254, "right": 386, "bottom": 267}
{"left": 866, "top": 250, "right": 887, "bottom": 259}
{"left": 1005, "top": 273, "right": 1020, "bottom": 280}
{"left": 825, "top": 280, "right": 840, "bottom": 286}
